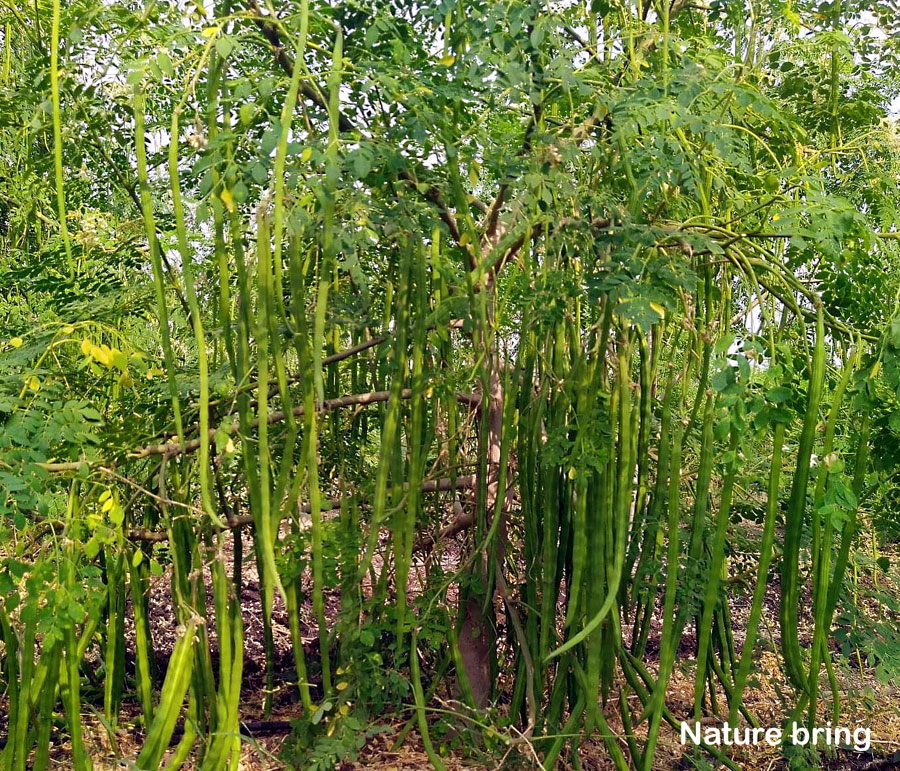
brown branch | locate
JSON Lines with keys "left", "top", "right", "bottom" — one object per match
{"left": 413, "top": 501, "right": 474, "bottom": 553}
{"left": 36, "top": 390, "right": 481, "bottom": 471}
{"left": 249, "top": 2, "right": 356, "bottom": 134}
{"left": 416, "top": 179, "right": 463, "bottom": 243}
{"left": 134, "top": 389, "right": 388, "bottom": 459}
{"left": 323, "top": 335, "right": 385, "bottom": 365}
{"left": 127, "top": 474, "right": 478, "bottom": 543}
{"left": 132, "top": 389, "right": 479, "bottom": 460}
{"left": 211, "top": 335, "right": 388, "bottom": 412}
{"left": 480, "top": 107, "right": 540, "bottom": 261}
{"left": 484, "top": 214, "right": 615, "bottom": 277}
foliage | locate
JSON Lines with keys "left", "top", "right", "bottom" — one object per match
{"left": 1, "top": 0, "right": 900, "bottom": 769}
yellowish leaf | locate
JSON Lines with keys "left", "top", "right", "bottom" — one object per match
{"left": 220, "top": 187, "right": 235, "bottom": 213}
{"left": 9, "top": 337, "right": 23, "bottom": 348}
{"left": 91, "top": 345, "right": 111, "bottom": 367}
{"left": 439, "top": 54, "right": 456, "bottom": 67}
{"left": 109, "top": 503, "right": 124, "bottom": 526}
{"left": 201, "top": 26, "right": 219, "bottom": 38}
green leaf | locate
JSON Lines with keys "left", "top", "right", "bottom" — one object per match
{"left": 889, "top": 411, "right": 900, "bottom": 435}
{"left": 215, "top": 36, "right": 234, "bottom": 59}
{"left": 84, "top": 536, "right": 100, "bottom": 560}
{"left": 239, "top": 102, "right": 255, "bottom": 125}
{"left": 767, "top": 386, "right": 792, "bottom": 404}
{"left": 109, "top": 503, "right": 125, "bottom": 526}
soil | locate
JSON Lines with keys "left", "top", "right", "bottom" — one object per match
{"left": 9, "top": 522, "right": 900, "bottom": 770}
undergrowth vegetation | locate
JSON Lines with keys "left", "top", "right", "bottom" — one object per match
{"left": 1, "top": 0, "right": 900, "bottom": 769}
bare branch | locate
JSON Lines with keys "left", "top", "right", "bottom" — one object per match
{"left": 127, "top": 474, "right": 478, "bottom": 543}
{"left": 36, "top": 390, "right": 482, "bottom": 470}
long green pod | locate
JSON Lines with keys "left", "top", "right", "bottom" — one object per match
{"left": 573, "top": 659, "right": 629, "bottom": 771}
{"left": 631, "top": 352, "right": 680, "bottom": 656}
{"left": 10, "top": 612, "right": 36, "bottom": 771}
{"left": 288, "top": 238, "right": 332, "bottom": 697}
{"left": 693, "top": 424, "right": 741, "bottom": 719}
{"left": 285, "top": 579, "right": 313, "bottom": 712}
{"left": 31, "top": 641, "right": 62, "bottom": 771}
{"left": 729, "top": 421, "right": 786, "bottom": 725}
{"left": 226, "top": 595, "right": 244, "bottom": 769}
{"left": 824, "top": 414, "right": 870, "bottom": 624}
{"left": 254, "top": 211, "right": 286, "bottom": 618}
{"left": 640, "top": 416, "right": 686, "bottom": 768}
{"left": 136, "top": 621, "right": 197, "bottom": 770}
{"left": 304, "top": 331, "right": 332, "bottom": 697}
{"left": 64, "top": 608, "right": 89, "bottom": 771}
{"left": 204, "top": 549, "right": 243, "bottom": 770}
{"left": 168, "top": 104, "right": 223, "bottom": 528}
{"left": 807, "top": 349, "right": 857, "bottom": 728}
{"left": 0, "top": 607, "right": 20, "bottom": 771}
{"left": 624, "top": 330, "right": 654, "bottom": 594}
{"left": 133, "top": 84, "right": 184, "bottom": 444}
{"left": 548, "top": 335, "right": 632, "bottom": 660}
{"left": 683, "top": 396, "right": 717, "bottom": 602}
{"left": 411, "top": 629, "right": 445, "bottom": 771}
{"left": 103, "top": 550, "right": 125, "bottom": 724}
{"left": 130, "top": 552, "right": 155, "bottom": 723}
{"left": 564, "top": 353, "right": 593, "bottom": 630}
{"left": 542, "top": 693, "right": 585, "bottom": 769}
{"left": 644, "top": 371, "right": 710, "bottom": 765}
{"left": 538, "top": 362, "right": 563, "bottom": 666}
{"left": 62, "top": 486, "right": 90, "bottom": 771}
{"left": 623, "top": 652, "right": 742, "bottom": 771}
{"left": 779, "top": 304, "right": 826, "bottom": 690}
{"left": 312, "top": 23, "right": 343, "bottom": 406}
{"left": 50, "top": 0, "right": 74, "bottom": 276}
{"left": 396, "top": 240, "right": 427, "bottom": 646}
{"left": 359, "top": 255, "right": 407, "bottom": 581}
{"left": 162, "top": 690, "right": 197, "bottom": 771}
{"left": 204, "top": 552, "right": 233, "bottom": 769}
{"left": 271, "top": 6, "right": 308, "bottom": 313}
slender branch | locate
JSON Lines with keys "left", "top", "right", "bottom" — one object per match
{"left": 36, "top": 389, "right": 481, "bottom": 470}
{"left": 127, "top": 474, "right": 478, "bottom": 543}
{"left": 413, "top": 501, "right": 474, "bottom": 553}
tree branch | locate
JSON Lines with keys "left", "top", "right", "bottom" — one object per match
{"left": 36, "top": 389, "right": 481, "bottom": 470}
{"left": 127, "top": 474, "right": 478, "bottom": 543}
